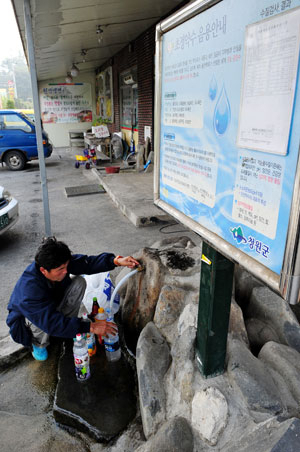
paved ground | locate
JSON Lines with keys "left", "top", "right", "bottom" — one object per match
{"left": 91, "top": 169, "right": 171, "bottom": 227}
{"left": 0, "top": 147, "right": 200, "bottom": 451}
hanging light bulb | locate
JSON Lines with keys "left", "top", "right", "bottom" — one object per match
{"left": 96, "top": 25, "right": 103, "bottom": 44}
{"left": 65, "top": 72, "right": 73, "bottom": 83}
{"left": 70, "top": 64, "right": 79, "bottom": 77}
{"left": 81, "top": 49, "right": 87, "bottom": 63}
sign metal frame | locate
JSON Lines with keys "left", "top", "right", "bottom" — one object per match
{"left": 154, "top": 0, "right": 300, "bottom": 304}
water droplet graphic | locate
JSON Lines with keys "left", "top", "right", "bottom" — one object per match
{"left": 209, "top": 75, "right": 217, "bottom": 101}
{"left": 213, "top": 85, "right": 231, "bottom": 135}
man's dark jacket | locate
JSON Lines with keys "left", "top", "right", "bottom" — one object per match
{"left": 6, "top": 253, "right": 116, "bottom": 347}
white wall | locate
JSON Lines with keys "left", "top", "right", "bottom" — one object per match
{"left": 38, "top": 71, "right": 96, "bottom": 147}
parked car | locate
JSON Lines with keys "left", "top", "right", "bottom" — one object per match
{"left": 0, "top": 110, "right": 52, "bottom": 170}
{"left": 15, "top": 109, "right": 35, "bottom": 122}
{"left": 0, "top": 185, "right": 19, "bottom": 234}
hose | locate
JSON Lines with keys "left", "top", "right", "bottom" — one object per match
{"left": 110, "top": 265, "right": 145, "bottom": 314}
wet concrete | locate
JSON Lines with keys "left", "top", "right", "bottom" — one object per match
{"left": 0, "top": 147, "right": 200, "bottom": 449}
{"left": 0, "top": 341, "right": 59, "bottom": 416}
{"left": 0, "top": 340, "right": 93, "bottom": 452}
{"left": 53, "top": 339, "right": 137, "bottom": 442}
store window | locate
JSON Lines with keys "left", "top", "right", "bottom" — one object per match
{"left": 120, "top": 68, "right": 138, "bottom": 130}
{"left": 96, "top": 66, "right": 113, "bottom": 122}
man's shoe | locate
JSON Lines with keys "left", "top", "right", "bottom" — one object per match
{"left": 32, "top": 344, "right": 48, "bottom": 361}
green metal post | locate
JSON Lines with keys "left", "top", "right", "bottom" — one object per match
{"left": 196, "top": 241, "right": 234, "bottom": 378}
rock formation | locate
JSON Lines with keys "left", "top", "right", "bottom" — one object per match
{"left": 91, "top": 236, "right": 300, "bottom": 451}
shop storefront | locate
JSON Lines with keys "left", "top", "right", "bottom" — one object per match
{"left": 95, "top": 27, "right": 155, "bottom": 151}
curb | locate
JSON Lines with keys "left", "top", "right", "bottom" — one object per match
{"left": 90, "top": 168, "right": 171, "bottom": 227}
{"left": 0, "top": 334, "right": 30, "bottom": 370}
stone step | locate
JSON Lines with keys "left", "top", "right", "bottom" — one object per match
{"left": 53, "top": 340, "right": 136, "bottom": 441}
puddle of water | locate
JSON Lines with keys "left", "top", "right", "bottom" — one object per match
{"left": 54, "top": 340, "right": 136, "bottom": 441}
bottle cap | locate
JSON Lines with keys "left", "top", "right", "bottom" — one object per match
{"left": 82, "top": 313, "right": 88, "bottom": 319}
{"left": 98, "top": 307, "right": 104, "bottom": 313}
{"left": 93, "top": 297, "right": 98, "bottom": 302}
{"left": 76, "top": 334, "right": 82, "bottom": 340}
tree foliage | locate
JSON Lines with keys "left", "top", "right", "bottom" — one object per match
{"left": 6, "top": 99, "right": 15, "bottom": 108}
{"left": 0, "top": 54, "right": 33, "bottom": 108}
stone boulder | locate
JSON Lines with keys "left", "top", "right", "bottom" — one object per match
{"left": 150, "top": 235, "right": 197, "bottom": 251}
{"left": 229, "top": 298, "right": 250, "bottom": 347}
{"left": 136, "top": 322, "right": 171, "bottom": 439}
{"left": 259, "top": 341, "right": 300, "bottom": 417}
{"left": 122, "top": 247, "right": 164, "bottom": 341}
{"left": 177, "top": 302, "right": 198, "bottom": 336}
{"left": 121, "top": 237, "right": 201, "bottom": 354}
{"left": 135, "top": 417, "right": 194, "bottom": 452}
{"left": 227, "top": 337, "right": 283, "bottom": 415}
{"left": 221, "top": 417, "right": 300, "bottom": 452}
{"left": 163, "top": 303, "right": 198, "bottom": 422}
{"left": 291, "top": 303, "right": 300, "bottom": 324}
{"left": 165, "top": 357, "right": 195, "bottom": 421}
{"left": 245, "top": 318, "right": 281, "bottom": 354}
{"left": 153, "top": 285, "right": 186, "bottom": 329}
{"left": 111, "top": 237, "right": 300, "bottom": 451}
{"left": 153, "top": 285, "right": 198, "bottom": 347}
{"left": 246, "top": 287, "right": 300, "bottom": 352}
{"left": 234, "top": 267, "right": 262, "bottom": 310}
{"left": 191, "top": 387, "right": 228, "bottom": 446}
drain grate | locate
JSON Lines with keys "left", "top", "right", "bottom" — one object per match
{"left": 65, "top": 184, "right": 105, "bottom": 197}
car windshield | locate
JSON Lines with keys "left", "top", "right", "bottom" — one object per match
{"left": 0, "top": 113, "right": 32, "bottom": 132}
{"left": 19, "top": 112, "right": 35, "bottom": 126}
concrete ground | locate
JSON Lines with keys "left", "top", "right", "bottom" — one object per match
{"left": 90, "top": 168, "right": 171, "bottom": 227}
{"left": 0, "top": 147, "right": 200, "bottom": 451}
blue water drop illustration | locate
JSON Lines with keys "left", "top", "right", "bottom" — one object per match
{"left": 209, "top": 75, "right": 218, "bottom": 101}
{"left": 213, "top": 85, "right": 231, "bottom": 135}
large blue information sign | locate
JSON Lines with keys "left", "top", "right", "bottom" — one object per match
{"left": 155, "top": 0, "right": 300, "bottom": 300}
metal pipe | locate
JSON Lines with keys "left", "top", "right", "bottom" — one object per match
{"left": 23, "top": 0, "right": 51, "bottom": 236}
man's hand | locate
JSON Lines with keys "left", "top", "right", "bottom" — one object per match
{"left": 114, "top": 255, "right": 140, "bottom": 268}
{"left": 90, "top": 320, "right": 118, "bottom": 338}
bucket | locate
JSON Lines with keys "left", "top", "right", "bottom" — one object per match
{"left": 105, "top": 166, "right": 120, "bottom": 174}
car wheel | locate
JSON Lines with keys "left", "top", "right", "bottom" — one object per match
{"left": 4, "top": 150, "right": 26, "bottom": 171}
{"left": 75, "top": 162, "right": 80, "bottom": 168}
{"left": 85, "top": 162, "right": 90, "bottom": 169}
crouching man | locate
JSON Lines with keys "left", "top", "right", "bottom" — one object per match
{"left": 6, "top": 237, "right": 139, "bottom": 361}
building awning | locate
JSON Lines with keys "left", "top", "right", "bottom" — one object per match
{"left": 11, "top": 0, "right": 185, "bottom": 81}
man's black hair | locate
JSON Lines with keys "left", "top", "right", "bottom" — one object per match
{"left": 35, "top": 237, "right": 72, "bottom": 271}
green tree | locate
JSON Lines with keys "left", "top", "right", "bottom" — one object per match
{"left": 6, "top": 99, "right": 15, "bottom": 109}
{"left": 0, "top": 55, "right": 33, "bottom": 107}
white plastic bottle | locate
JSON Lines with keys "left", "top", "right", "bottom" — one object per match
{"left": 104, "top": 309, "right": 121, "bottom": 362}
{"left": 73, "top": 333, "right": 91, "bottom": 381}
{"left": 81, "top": 313, "right": 97, "bottom": 356}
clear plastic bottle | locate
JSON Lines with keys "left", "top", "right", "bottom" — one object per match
{"left": 95, "top": 307, "right": 107, "bottom": 345}
{"left": 73, "top": 333, "right": 91, "bottom": 381}
{"left": 81, "top": 313, "right": 97, "bottom": 356}
{"left": 104, "top": 309, "right": 121, "bottom": 362}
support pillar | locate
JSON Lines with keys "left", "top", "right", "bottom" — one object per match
{"left": 196, "top": 241, "right": 234, "bottom": 378}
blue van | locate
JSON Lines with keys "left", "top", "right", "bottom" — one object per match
{"left": 0, "top": 110, "right": 52, "bottom": 170}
